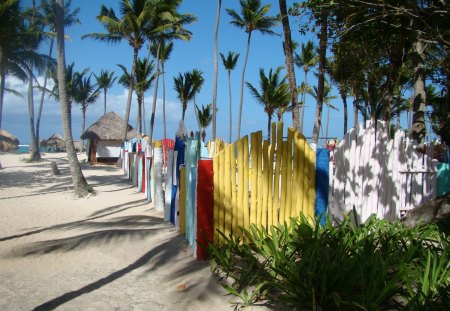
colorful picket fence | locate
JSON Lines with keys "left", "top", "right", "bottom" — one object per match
{"left": 213, "top": 122, "right": 317, "bottom": 243}
{"left": 329, "top": 120, "right": 439, "bottom": 223}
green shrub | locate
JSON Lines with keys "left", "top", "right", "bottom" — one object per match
{"left": 208, "top": 215, "right": 450, "bottom": 310}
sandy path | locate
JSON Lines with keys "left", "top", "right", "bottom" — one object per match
{"left": 0, "top": 152, "right": 238, "bottom": 311}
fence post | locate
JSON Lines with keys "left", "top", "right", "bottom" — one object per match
{"left": 315, "top": 148, "right": 330, "bottom": 225}
{"left": 196, "top": 159, "right": 214, "bottom": 260}
{"left": 153, "top": 147, "right": 164, "bottom": 211}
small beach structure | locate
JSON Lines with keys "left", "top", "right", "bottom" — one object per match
{"left": 81, "top": 111, "right": 140, "bottom": 164}
{"left": 0, "top": 129, "right": 20, "bottom": 152}
{"left": 45, "top": 134, "right": 66, "bottom": 152}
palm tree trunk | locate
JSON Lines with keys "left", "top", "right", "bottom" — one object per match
{"left": 162, "top": 62, "right": 166, "bottom": 140}
{"left": 36, "top": 37, "right": 54, "bottom": 146}
{"left": 301, "top": 70, "right": 308, "bottom": 132}
{"left": 228, "top": 70, "right": 232, "bottom": 143}
{"left": 103, "top": 87, "right": 107, "bottom": 115}
{"left": 82, "top": 106, "right": 86, "bottom": 149}
{"left": 411, "top": 38, "right": 426, "bottom": 145}
{"left": 123, "top": 48, "right": 137, "bottom": 142}
{"left": 55, "top": 0, "right": 88, "bottom": 197}
{"left": 267, "top": 114, "right": 272, "bottom": 139}
{"left": 212, "top": 0, "right": 221, "bottom": 140}
{"left": 325, "top": 102, "right": 330, "bottom": 139}
{"left": 312, "top": 17, "right": 327, "bottom": 145}
{"left": 340, "top": 88, "right": 348, "bottom": 134}
{"left": 139, "top": 95, "right": 143, "bottom": 134}
{"left": 194, "top": 95, "right": 200, "bottom": 130}
{"left": 149, "top": 41, "right": 161, "bottom": 145}
{"left": 182, "top": 104, "right": 186, "bottom": 121}
{"left": 279, "top": 0, "right": 300, "bottom": 132}
{"left": 237, "top": 31, "right": 252, "bottom": 140}
{"left": 0, "top": 71, "right": 5, "bottom": 129}
{"left": 27, "top": 69, "right": 40, "bottom": 161}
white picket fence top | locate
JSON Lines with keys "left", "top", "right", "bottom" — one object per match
{"left": 329, "top": 120, "right": 438, "bottom": 223}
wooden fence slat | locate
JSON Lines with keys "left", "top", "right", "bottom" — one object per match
{"left": 250, "top": 132, "right": 258, "bottom": 226}
{"left": 224, "top": 146, "right": 232, "bottom": 238}
{"left": 261, "top": 139, "right": 270, "bottom": 229}
{"left": 297, "top": 132, "right": 306, "bottom": 218}
{"left": 219, "top": 148, "right": 226, "bottom": 241}
{"left": 237, "top": 139, "right": 245, "bottom": 232}
{"left": 286, "top": 129, "right": 294, "bottom": 220}
{"left": 291, "top": 131, "right": 299, "bottom": 218}
{"left": 231, "top": 144, "right": 238, "bottom": 233}
{"left": 256, "top": 131, "right": 263, "bottom": 226}
{"left": 267, "top": 124, "right": 276, "bottom": 228}
{"left": 280, "top": 140, "right": 289, "bottom": 223}
{"left": 213, "top": 153, "right": 219, "bottom": 243}
{"left": 243, "top": 136, "right": 250, "bottom": 230}
{"left": 180, "top": 165, "right": 186, "bottom": 234}
{"left": 273, "top": 122, "right": 283, "bottom": 225}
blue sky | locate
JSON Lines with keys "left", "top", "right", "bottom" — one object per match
{"left": 4, "top": 0, "right": 354, "bottom": 146}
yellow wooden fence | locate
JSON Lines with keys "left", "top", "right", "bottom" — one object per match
{"left": 213, "top": 122, "right": 316, "bottom": 243}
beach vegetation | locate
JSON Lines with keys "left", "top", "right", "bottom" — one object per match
{"left": 209, "top": 215, "right": 450, "bottom": 310}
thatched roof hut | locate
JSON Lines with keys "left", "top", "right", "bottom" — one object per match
{"left": 45, "top": 134, "right": 66, "bottom": 151}
{"left": 81, "top": 112, "right": 140, "bottom": 164}
{"left": 0, "top": 129, "right": 20, "bottom": 152}
{"left": 81, "top": 111, "right": 140, "bottom": 141}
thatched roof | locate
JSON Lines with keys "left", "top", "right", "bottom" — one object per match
{"left": 0, "top": 129, "right": 20, "bottom": 152}
{"left": 46, "top": 133, "right": 65, "bottom": 149}
{"left": 81, "top": 111, "right": 140, "bottom": 141}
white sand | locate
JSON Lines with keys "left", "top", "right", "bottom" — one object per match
{"left": 0, "top": 152, "right": 246, "bottom": 311}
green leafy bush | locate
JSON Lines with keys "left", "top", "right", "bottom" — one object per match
{"left": 208, "top": 215, "right": 450, "bottom": 310}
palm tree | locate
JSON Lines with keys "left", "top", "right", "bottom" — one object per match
{"left": 279, "top": 0, "right": 300, "bottom": 131}
{"left": 146, "top": 2, "right": 196, "bottom": 144}
{"left": 117, "top": 59, "right": 155, "bottom": 134}
{"left": 191, "top": 69, "right": 204, "bottom": 130}
{"left": 94, "top": 69, "right": 116, "bottom": 115}
{"left": 73, "top": 73, "right": 100, "bottom": 148}
{"left": 220, "top": 51, "right": 240, "bottom": 143}
{"left": 212, "top": 0, "right": 222, "bottom": 140}
{"left": 173, "top": 71, "right": 196, "bottom": 121}
{"left": 150, "top": 39, "right": 173, "bottom": 139}
{"left": 55, "top": 0, "right": 89, "bottom": 197}
{"left": 307, "top": 81, "right": 338, "bottom": 140}
{"left": 49, "top": 62, "right": 88, "bottom": 108}
{"left": 83, "top": 0, "right": 154, "bottom": 142}
{"left": 36, "top": 0, "right": 80, "bottom": 150}
{"left": 196, "top": 103, "right": 213, "bottom": 142}
{"left": 245, "top": 67, "right": 290, "bottom": 138}
{"left": 226, "top": 0, "right": 278, "bottom": 139}
{"left": 294, "top": 40, "right": 318, "bottom": 132}
{"left": 326, "top": 57, "right": 351, "bottom": 135}
{"left": 0, "top": 0, "right": 27, "bottom": 130}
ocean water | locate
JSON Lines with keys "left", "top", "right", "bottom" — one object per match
{"left": 16, "top": 145, "right": 29, "bottom": 153}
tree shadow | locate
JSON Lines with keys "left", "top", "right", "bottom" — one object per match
{"left": 0, "top": 199, "right": 148, "bottom": 242}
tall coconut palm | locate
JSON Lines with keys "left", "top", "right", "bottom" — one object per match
{"left": 36, "top": 0, "right": 80, "bottom": 150}
{"left": 0, "top": 0, "right": 28, "bottom": 130}
{"left": 212, "top": 0, "right": 221, "bottom": 140}
{"left": 73, "top": 73, "right": 100, "bottom": 147}
{"left": 279, "top": 0, "right": 300, "bottom": 131}
{"left": 83, "top": 0, "right": 154, "bottom": 142}
{"left": 191, "top": 69, "right": 204, "bottom": 130}
{"left": 196, "top": 103, "right": 213, "bottom": 142}
{"left": 220, "top": 51, "right": 239, "bottom": 143}
{"left": 55, "top": 0, "right": 89, "bottom": 197}
{"left": 94, "top": 69, "right": 116, "bottom": 115}
{"left": 146, "top": 3, "right": 196, "bottom": 145}
{"left": 150, "top": 39, "right": 173, "bottom": 139}
{"left": 226, "top": 0, "right": 278, "bottom": 140}
{"left": 49, "top": 62, "right": 88, "bottom": 108}
{"left": 117, "top": 59, "right": 155, "bottom": 134}
{"left": 173, "top": 71, "right": 195, "bottom": 121}
{"left": 307, "top": 81, "right": 338, "bottom": 140}
{"left": 294, "top": 40, "right": 318, "bottom": 132}
{"left": 246, "top": 67, "right": 290, "bottom": 138}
